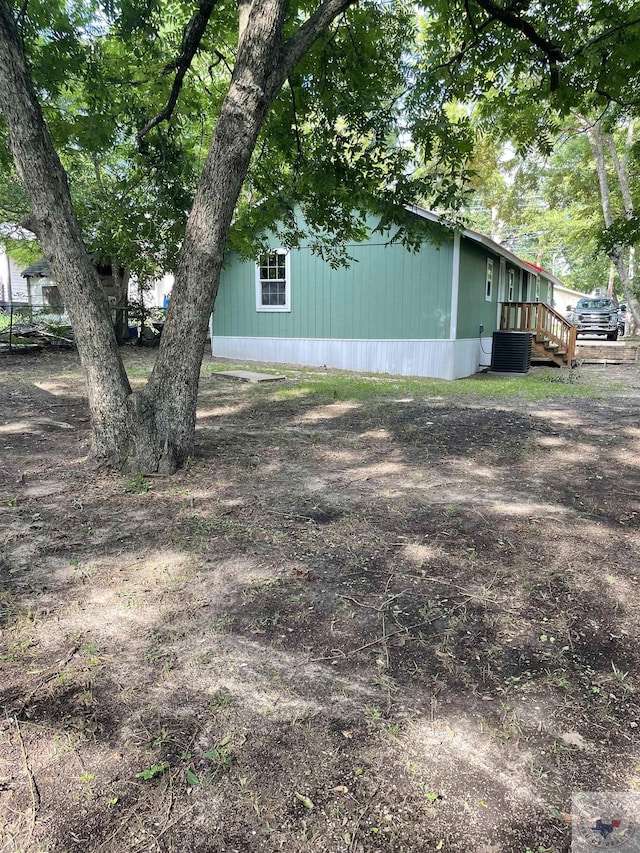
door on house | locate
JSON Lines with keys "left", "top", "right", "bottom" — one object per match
{"left": 41, "top": 285, "right": 62, "bottom": 307}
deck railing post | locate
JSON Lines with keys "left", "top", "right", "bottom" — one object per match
{"left": 497, "top": 301, "right": 575, "bottom": 363}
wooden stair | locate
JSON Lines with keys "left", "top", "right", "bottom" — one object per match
{"left": 533, "top": 332, "right": 569, "bottom": 366}
{"left": 500, "top": 302, "right": 576, "bottom": 368}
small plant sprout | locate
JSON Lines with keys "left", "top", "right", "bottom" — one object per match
{"left": 136, "top": 762, "right": 169, "bottom": 781}
{"left": 294, "top": 791, "right": 314, "bottom": 810}
{"left": 125, "top": 473, "right": 152, "bottom": 494}
{"left": 185, "top": 768, "right": 200, "bottom": 786}
{"left": 364, "top": 705, "right": 382, "bottom": 720}
{"left": 611, "top": 661, "right": 630, "bottom": 684}
{"left": 204, "top": 733, "right": 234, "bottom": 770}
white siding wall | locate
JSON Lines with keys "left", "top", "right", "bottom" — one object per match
{"left": 129, "top": 273, "right": 174, "bottom": 308}
{"left": 211, "top": 335, "right": 494, "bottom": 380}
{"left": 0, "top": 252, "right": 28, "bottom": 303}
{"left": 28, "top": 276, "right": 55, "bottom": 306}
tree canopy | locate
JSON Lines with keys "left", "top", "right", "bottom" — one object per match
{"left": 1, "top": 0, "right": 639, "bottom": 472}
{"left": 4, "top": 1, "right": 639, "bottom": 277}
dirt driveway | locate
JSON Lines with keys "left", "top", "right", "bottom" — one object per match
{"left": 0, "top": 350, "right": 639, "bottom": 852}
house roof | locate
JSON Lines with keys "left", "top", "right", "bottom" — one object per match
{"left": 408, "top": 205, "right": 564, "bottom": 289}
{"left": 22, "top": 258, "right": 51, "bottom": 278}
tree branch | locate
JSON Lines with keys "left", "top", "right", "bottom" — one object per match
{"left": 567, "top": 16, "right": 640, "bottom": 61}
{"left": 473, "top": 0, "right": 566, "bottom": 63}
{"left": 277, "top": 0, "right": 358, "bottom": 88}
{"left": 16, "top": 0, "right": 28, "bottom": 26}
{"left": 464, "top": 0, "right": 480, "bottom": 37}
{"left": 605, "top": 124, "right": 634, "bottom": 223}
{"left": 137, "top": 0, "right": 218, "bottom": 148}
{"left": 430, "top": 16, "right": 496, "bottom": 75}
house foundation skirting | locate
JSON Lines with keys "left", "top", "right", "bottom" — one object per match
{"left": 210, "top": 335, "right": 494, "bottom": 380}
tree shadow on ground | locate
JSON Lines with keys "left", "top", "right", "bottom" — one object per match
{"left": 0, "top": 353, "right": 639, "bottom": 851}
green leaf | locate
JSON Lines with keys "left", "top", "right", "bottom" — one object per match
{"left": 185, "top": 768, "right": 200, "bottom": 786}
{"left": 136, "top": 762, "right": 169, "bottom": 780}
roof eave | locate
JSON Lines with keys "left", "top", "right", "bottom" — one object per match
{"left": 406, "top": 204, "right": 564, "bottom": 288}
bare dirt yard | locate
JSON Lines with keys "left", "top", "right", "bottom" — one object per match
{"left": 0, "top": 348, "right": 639, "bottom": 852}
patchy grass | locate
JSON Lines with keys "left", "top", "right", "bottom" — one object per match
{"left": 201, "top": 357, "right": 614, "bottom": 404}
{"left": 264, "top": 369, "right": 607, "bottom": 403}
{"left": 0, "top": 348, "right": 639, "bottom": 852}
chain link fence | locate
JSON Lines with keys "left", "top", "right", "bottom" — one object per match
{"left": 0, "top": 303, "right": 75, "bottom": 353}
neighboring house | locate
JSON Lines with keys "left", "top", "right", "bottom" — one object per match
{"left": 0, "top": 249, "right": 28, "bottom": 305}
{"left": 129, "top": 273, "right": 173, "bottom": 310}
{"left": 21, "top": 258, "right": 125, "bottom": 307}
{"left": 16, "top": 254, "right": 173, "bottom": 318}
{"left": 211, "top": 206, "right": 560, "bottom": 380}
{"left": 553, "top": 282, "right": 594, "bottom": 313}
{"left": 22, "top": 259, "right": 62, "bottom": 307}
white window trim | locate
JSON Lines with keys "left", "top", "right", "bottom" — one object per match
{"left": 485, "top": 258, "right": 494, "bottom": 302}
{"left": 255, "top": 249, "right": 291, "bottom": 313}
{"left": 534, "top": 274, "right": 540, "bottom": 302}
{"left": 508, "top": 269, "right": 515, "bottom": 301}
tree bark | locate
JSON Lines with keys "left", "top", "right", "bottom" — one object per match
{"left": 0, "top": 0, "right": 135, "bottom": 464}
{"left": 0, "top": 0, "right": 355, "bottom": 472}
{"left": 606, "top": 262, "right": 615, "bottom": 298}
{"left": 112, "top": 264, "right": 130, "bottom": 345}
{"left": 123, "top": 0, "right": 356, "bottom": 472}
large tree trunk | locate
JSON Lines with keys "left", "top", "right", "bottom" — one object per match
{"left": 0, "top": 0, "right": 137, "bottom": 464}
{"left": 120, "top": 0, "right": 353, "bottom": 472}
{"left": 130, "top": 0, "right": 291, "bottom": 472}
{"left": 0, "top": 0, "right": 352, "bottom": 472}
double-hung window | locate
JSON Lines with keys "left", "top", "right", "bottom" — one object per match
{"left": 507, "top": 269, "right": 515, "bottom": 301}
{"left": 256, "top": 250, "right": 291, "bottom": 312}
{"left": 485, "top": 258, "right": 494, "bottom": 301}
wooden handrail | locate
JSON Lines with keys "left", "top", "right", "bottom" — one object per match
{"left": 499, "top": 302, "right": 576, "bottom": 363}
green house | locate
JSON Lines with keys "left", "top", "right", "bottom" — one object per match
{"left": 211, "top": 206, "right": 559, "bottom": 379}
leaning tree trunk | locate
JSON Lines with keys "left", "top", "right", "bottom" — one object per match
{"left": 0, "top": 0, "right": 135, "bottom": 464}
{"left": 0, "top": 0, "right": 354, "bottom": 472}
{"left": 120, "top": 0, "right": 355, "bottom": 472}
{"left": 127, "top": 0, "right": 291, "bottom": 472}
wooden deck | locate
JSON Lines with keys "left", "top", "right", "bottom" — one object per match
{"left": 500, "top": 302, "right": 576, "bottom": 367}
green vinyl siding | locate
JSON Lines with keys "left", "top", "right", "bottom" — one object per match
{"left": 456, "top": 239, "right": 499, "bottom": 339}
{"left": 214, "top": 237, "right": 454, "bottom": 341}
{"left": 539, "top": 276, "right": 552, "bottom": 303}
{"left": 522, "top": 271, "right": 552, "bottom": 304}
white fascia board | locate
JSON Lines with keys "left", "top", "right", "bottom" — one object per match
{"left": 406, "top": 204, "right": 565, "bottom": 289}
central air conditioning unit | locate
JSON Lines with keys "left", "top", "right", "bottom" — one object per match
{"left": 490, "top": 331, "right": 532, "bottom": 374}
